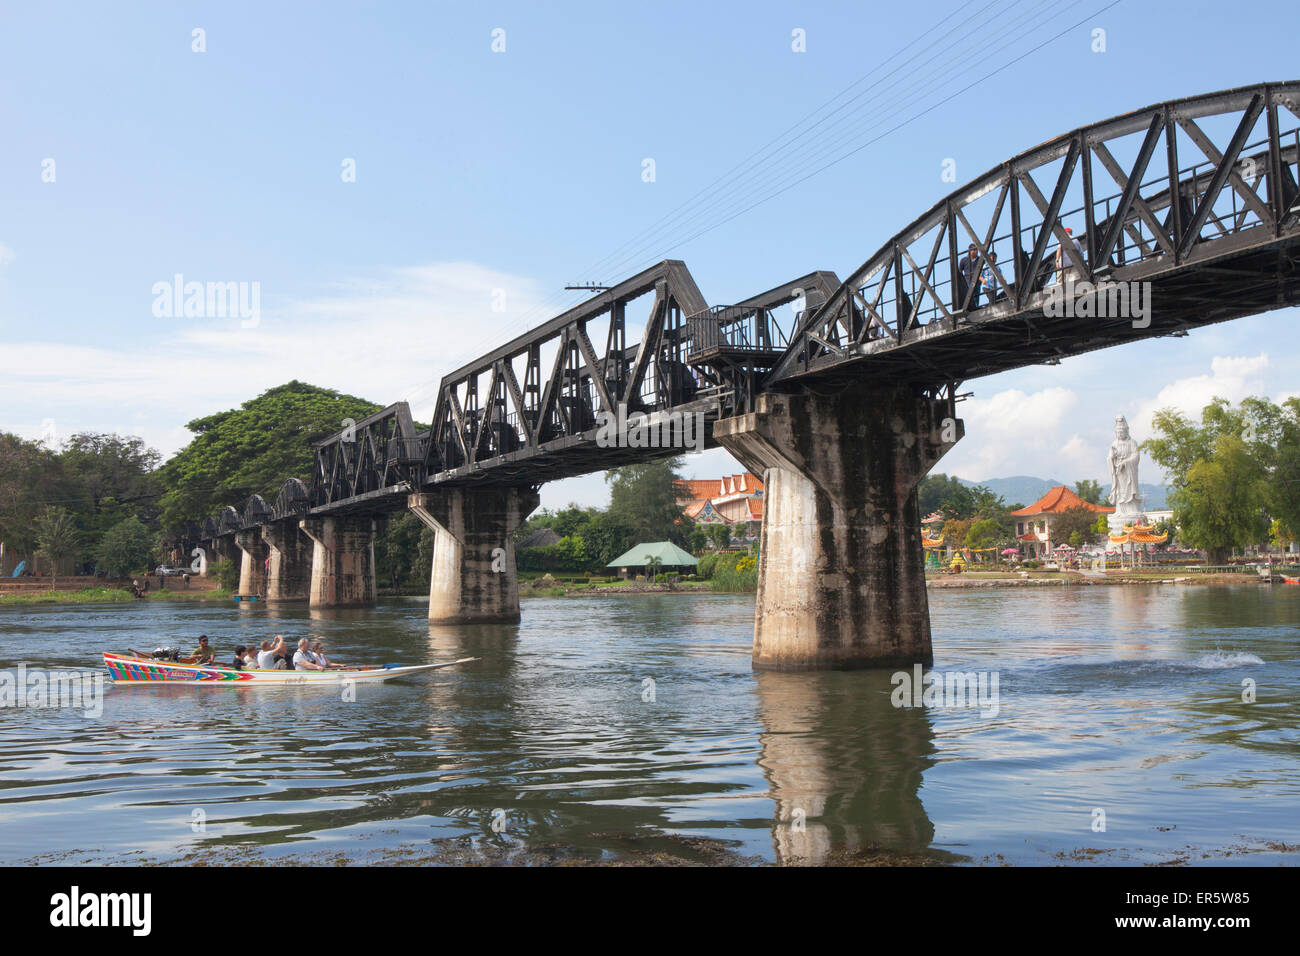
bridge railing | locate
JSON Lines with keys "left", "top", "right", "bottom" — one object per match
{"left": 770, "top": 82, "right": 1300, "bottom": 384}
{"left": 686, "top": 305, "right": 793, "bottom": 356}
{"left": 851, "top": 128, "right": 1300, "bottom": 339}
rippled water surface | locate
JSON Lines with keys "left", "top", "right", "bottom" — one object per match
{"left": 1, "top": 585, "right": 1297, "bottom": 865}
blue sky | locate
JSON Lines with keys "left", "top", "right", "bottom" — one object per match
{"left": 1, "top": 0, "right": 1297, "bottom": 509}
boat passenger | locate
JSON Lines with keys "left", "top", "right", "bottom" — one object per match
{"left": 191, "top": 635, "right": 215, "bottom": 665}
{"left": 258, "top": 635, "right": 287, "bottom": 670}
{"left": 312, "top": 640, "right": 343, "bottom": 669}
{"left": 243, "top": 646, "right": 260, "bottom": 669}
{"left": 231, "top": 645, "right": 248, "bottom": 670}
{"left": 292, "top": 638, "right": 328, "bottom": 671}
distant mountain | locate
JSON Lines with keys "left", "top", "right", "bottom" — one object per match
{"left": 957, "top": 475, "right": 1168, "bottom": 510}
{"left": 956, "top": 475, "right": 1062, "bottom": 508}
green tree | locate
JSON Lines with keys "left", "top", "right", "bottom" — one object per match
{"left": 965, "top": 517, "right": 1000, "bottom": 551}
{"left": 1166, "top": 437, "right": 1268, "bottom": 564}
{"left": 579, "top": 513, "right": 637, "bottom": 568}
{"left": 158, "top": 381, "right": 380, "bottom": 529}
{"left": 554, "top": 535, "right": 589, "bottom": 570}
{"left": 1052, "top": 505, "right": 1101, "bottom": 547}
{"left": 919, "top": 474, "right": 975, "bottom": 518}
{"left": 96, "top": 516, "right": 156, "bottom": 579}
{"left": 1145, "top": 397, "right": 1279, "bottom": 564}
{"left": 35, "top": 507, "right": 80, "bottom": 588}
{"left": 58, "top": 433, "right": 161, "bottom": 545}
{"left": 1074, "top": 479, "right": 1102, "bottom": 504}
{"left": 0, "top": 432, "right": 67, "bottom": 565}
{"left": 376, "top": 512, "right": 430, "bottom": 592}
{"left": 607, "top": 457, "right": 687, "bottom": 545}
{"left": 688, "top": 521, "right": 709, "bottom": 554}
{"left": 1268, "top": 397, "right": 1300, "bottom": 542}
{"left": 706, "top": 522, "right": 731, "bottom": 550}
{"left": 940, "top": 517, "right": 970, "bottom": 548}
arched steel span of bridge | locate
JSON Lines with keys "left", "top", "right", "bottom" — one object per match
{"left": 193, "top": 82, "right": 1300, "bottom": 669}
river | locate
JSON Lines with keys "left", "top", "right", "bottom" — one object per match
{"left": 1, "top": 585, "right": 1296, "bottom": 865}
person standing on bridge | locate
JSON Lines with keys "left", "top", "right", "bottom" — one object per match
{"left": 1055, "top": 227, "right": 1086, "bottom": 286}
{"left": 980, "top": 251, "right": 1003, "bottom": 305}
{"left": 958, "top": 243, "right": 982, "bottom": 310}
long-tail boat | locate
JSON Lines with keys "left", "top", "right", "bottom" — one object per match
{"left": 103, "top": 651, "right": 477, "bottom": 685}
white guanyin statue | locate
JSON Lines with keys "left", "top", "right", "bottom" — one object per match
{"left": 1107, "top": 415, "right": 1142, "bottom": 534}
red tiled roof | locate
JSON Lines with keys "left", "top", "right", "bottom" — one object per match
{"left": 1009, "top": 485, "right": 1115, "bottom": 517}
{"left": 675, "top": 479, "right": 720, "bottom": 500}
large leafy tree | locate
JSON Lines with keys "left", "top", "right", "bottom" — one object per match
{"left": 1145, "top": 397, "right": 1281, "bottom": 563}
{"left": 58, "top": 432, "right": 161, "bottom": 549}
{"left": 1052, "top": 505, "right": 1102, "bottom": 546}
{"left": 0, "top": 433, "right": 67, "bottom": 562}
{"left": 918, "top": 473, "right": 1004, "bottom": 520}
{"left": 34, "top": 507, "right": 81, "bottom": 588}
{"left": 1166, "top": 437, "right": 1269, "bottom": 564}
{"left": 158, "top": 381, "right": 380, "bottom": 528}
{"left": 1074, "top": 479, "right": 1102, "bottom": 504}
{"left": 96, "top": 516, "right": 156, "bottom": 578}
{"left": 1269, "top": 398, "right": 1300, "bottom": 543}
{"left": 607, "top": 457, "right": 688, "bottom": 546}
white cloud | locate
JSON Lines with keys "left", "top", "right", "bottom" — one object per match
{"left": 1129, "top": 353, "right": 1270, "bottom": 439}
{"left": 1056, "top": 434, "right": 1096, "bottom": 476}
{"left": 943, "top": 386, "right": 1078, "bottom": 480}
{"left": 1, "top": 261, "right": 552, "bottom": 458}
{"left": 0, "top": 242, "right": 14, "bottom": 267}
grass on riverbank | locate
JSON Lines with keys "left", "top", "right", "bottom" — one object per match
{"left": 0, "top": 587, "right": 136, "bottom": 605}
{"left": 0, "top": 585, "right": 233, "bottom": 606}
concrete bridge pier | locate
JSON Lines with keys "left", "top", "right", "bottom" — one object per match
{"left": 234, "top": 530, "right": 269, "bottom": 597}
{"left": 715, "top": 382, "right": 962, "bottom": 671}
{"left": 262, "top": 522, "right": 313, "bottom": 602}
{"left": 300, "top": 517, "right": 378, "bottom": 608}
{"left": 409, "top": 487, "right": 540, "bottom": 624}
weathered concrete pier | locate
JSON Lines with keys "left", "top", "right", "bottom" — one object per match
{"left": 300, "top": 517, "right": 377, "bottom": 608}
{"left": 716, "top": 384, "right": 960, "bottom": 670}
{"left": 409, "top": 487, "right": 539, "bottom": 624}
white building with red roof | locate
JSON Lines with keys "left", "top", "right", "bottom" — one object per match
{"left": 1009, "top": 485, "right": 1114, "bottom": 559}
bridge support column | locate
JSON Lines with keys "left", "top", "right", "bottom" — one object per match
{"left": 715, "top": 382, "right": 961, "bottom": 671}
{"left": 408, "top": 487, "right": 540, "bottom": 624}
{"left": 234, "top": 530, "right": 269, "bottom": 597}
{"left": 262, "top": 522, "right": 312, "bottom": 602}
{"left": 300, "top": 517, "right": 377, "bottom": 608}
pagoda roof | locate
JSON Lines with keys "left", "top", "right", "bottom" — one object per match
{"left": 1009, "top": 485, "right": 1115, "bottom": 517}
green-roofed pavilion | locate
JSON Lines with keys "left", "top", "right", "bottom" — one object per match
{"left": 606, "top": 541, "right": 698, "bottom": 569}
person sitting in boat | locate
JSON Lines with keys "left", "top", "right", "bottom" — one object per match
{"left": 292, "top": 638, "right": 329, "bottom": 671}
{"left": 231, "top": 645, "right": 248, "bottom": 670}
{"left": 311, "top": 640, "right": 344, "bottom": 669}
{"left": 257, "top": 635, "right": 287, "bottom": 670}
{"left": 242, "top": 646, "right": 260, "bottom": 669}
{"left": 191, "top": 635, "right": 216, "bottom": 665}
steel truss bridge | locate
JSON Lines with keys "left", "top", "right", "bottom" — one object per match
{"left": 197, "top": 82, "right": 1300, "bottom": 545}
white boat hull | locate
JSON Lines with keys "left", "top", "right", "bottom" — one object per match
{"left": 104, "top": 652, "right": 476, "bottom": 685}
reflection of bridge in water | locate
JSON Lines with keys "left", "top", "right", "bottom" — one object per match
{"left": 193, "top": 83, "right": 1300, "bottom": 670}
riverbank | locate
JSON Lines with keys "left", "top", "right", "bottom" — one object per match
{"left": 927, "top": 570, "right": 1268, "bottom": 587}
{"left": 0, "top": 584, "right": 232, "bottom": 606}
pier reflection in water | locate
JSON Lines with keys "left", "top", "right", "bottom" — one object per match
{"left": 755, "top": 670, "right": 939, "bottom": 863}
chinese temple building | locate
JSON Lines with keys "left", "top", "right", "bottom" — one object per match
{"left": 675, "top": 473, "right": 765, "bottom": 528}
{"left": 1009, "top": 485, "right": 1114, "bottom": 559}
